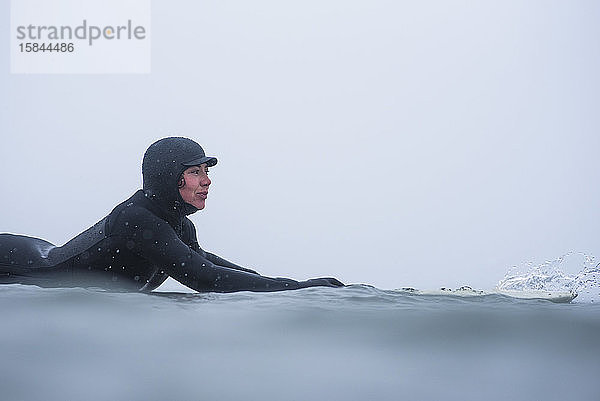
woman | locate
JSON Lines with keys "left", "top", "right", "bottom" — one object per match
{"left": 0, "top": 137, "right": 344, "bottom": 292}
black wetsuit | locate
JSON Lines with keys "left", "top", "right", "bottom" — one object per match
{"left": 0, "top": 137, "right": 343, "bottom": 292}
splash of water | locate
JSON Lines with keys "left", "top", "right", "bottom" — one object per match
{"left": 496, "top": 252, "right": 600, "bottom": 302}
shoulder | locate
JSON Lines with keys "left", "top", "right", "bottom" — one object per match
{"left": 107, "top": 191, "right": 171, "bottom": 234}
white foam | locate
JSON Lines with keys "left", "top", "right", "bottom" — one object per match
{"left": 497, "top": 252, "right": 600, "bottom": 303}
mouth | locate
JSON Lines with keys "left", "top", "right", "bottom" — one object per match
{"left": 197, "top": 192, "right": 208, "bottom": 200}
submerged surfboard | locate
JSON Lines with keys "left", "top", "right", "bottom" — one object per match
{"left": 397, "top": 286, "right": 577, "bottom": 303}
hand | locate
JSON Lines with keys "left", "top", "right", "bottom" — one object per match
{"left": 301, "top": 277, "right": 345, "bottom": 288}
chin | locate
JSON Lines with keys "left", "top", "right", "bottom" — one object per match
{"left": 194, "top": 201, "right": 206, "bottom": 210}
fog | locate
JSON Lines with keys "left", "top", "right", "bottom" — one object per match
{"left": 1, "top": 0, "right": 599, "bottom": 290}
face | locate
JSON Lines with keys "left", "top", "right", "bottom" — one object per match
{"left": 178, "top": 164, "right": 211, "bottom": 210}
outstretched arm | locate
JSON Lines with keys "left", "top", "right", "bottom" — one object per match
{"left": 204, "top": 252, "right": 258, "bottom": 274}
{"left": 116, "top": 208, "right": 343, "bottom": 293}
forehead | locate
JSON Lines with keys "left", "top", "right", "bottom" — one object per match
{"left": 183, "top": 164, "right": 207, "bottom": 172}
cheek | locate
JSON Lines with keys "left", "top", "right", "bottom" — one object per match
{"left": 179, "top": 176, "right": 202, "bottom": 199}
{"left": 179, "top": 186, "right": 192, "bottom": 200}
{"left": 186, "top": 177, "right": 200, "bottom": 190}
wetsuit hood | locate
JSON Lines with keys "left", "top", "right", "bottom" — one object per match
{"left": 142, "top": 137, "right": 217, "bottom": 220}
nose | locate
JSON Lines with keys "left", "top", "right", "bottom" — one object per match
{"left": 201, "top": 175, "right": 211, "bottom": 187}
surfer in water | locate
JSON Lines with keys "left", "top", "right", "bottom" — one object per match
{"left": 0, "top": 137, "right": 344, "bottom": 293}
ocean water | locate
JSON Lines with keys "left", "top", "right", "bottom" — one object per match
{"left": 1, "top": 281, "right": 599, "bottom": 401}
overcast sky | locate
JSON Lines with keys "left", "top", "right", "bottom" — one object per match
{"left": 1, "top": 0, "right": 599, "bottom": 290}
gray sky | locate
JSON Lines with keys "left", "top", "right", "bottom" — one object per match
{"left": 1, "top": 0, "right": 599, "bottom": 290}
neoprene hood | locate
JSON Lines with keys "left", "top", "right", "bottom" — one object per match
{"left": 142, "top": 137, "right": 217, "bottom": 216}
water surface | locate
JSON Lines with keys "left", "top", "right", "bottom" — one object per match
{"left": 1, "top": 284, "right": 598, "bottom": 401}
